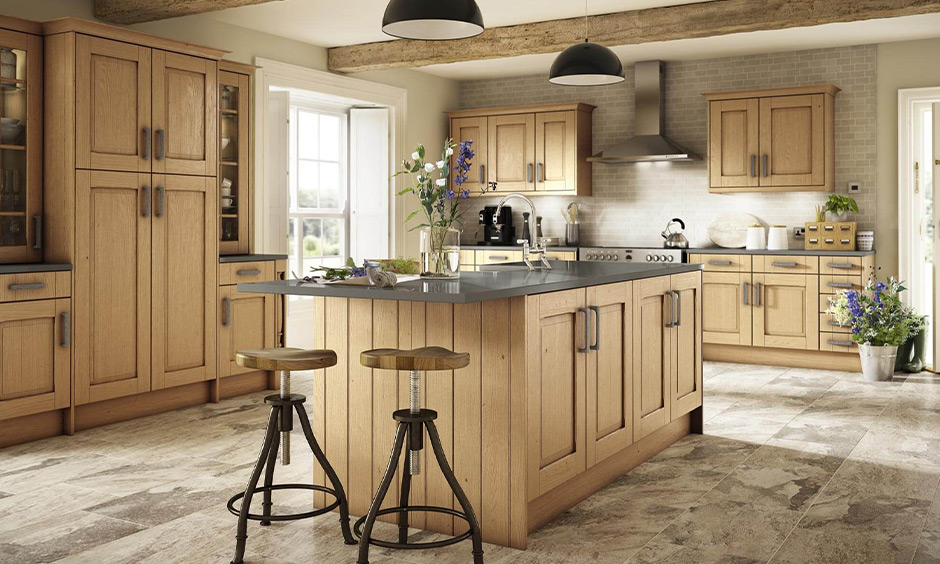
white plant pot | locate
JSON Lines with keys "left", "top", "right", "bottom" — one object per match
{"left": 858, "top": 344, "right": 898, "bottom": 381}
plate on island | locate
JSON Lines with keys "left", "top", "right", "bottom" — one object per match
{"left": 707, "top": 212, "right": 761, "bottom": 248}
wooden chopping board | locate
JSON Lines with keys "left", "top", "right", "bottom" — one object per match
{"left": 707, "top": 213, "right": 761, "bottom": 248}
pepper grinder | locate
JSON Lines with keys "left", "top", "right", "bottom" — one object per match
{"left": 521, "top": 212, "right": 531, "bottom": 244}
{"left": 535, "top": 216, "right": 543, "bottom": 241}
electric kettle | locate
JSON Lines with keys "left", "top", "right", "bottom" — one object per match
{"left": 661, "top": 218, "right": 689, "bottom": 249}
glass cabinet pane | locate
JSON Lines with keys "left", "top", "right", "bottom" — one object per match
{"left": 1, "top": 149, "right": 26, "bottom": 212}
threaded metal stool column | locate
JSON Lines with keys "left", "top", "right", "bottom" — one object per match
{"left": 354, "top": 346, "right": 484, "bottom": 564}
{"left": 226, "top": 348, "right": 356, "bottom": 564}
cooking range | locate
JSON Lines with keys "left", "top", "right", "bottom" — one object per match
{"left": 578, "top": 247, "right": 686, "bottom": 264}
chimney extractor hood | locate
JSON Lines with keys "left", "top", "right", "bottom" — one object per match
{"left": 588, "top": 60, "right": 700, "bottom": 163}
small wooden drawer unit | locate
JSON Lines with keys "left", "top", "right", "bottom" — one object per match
{"left": 805, "top": 222, "right": 857, "bottom": 251}
{"left": 820, "top": 257, "right": 865, "bottom": 276}
{"left": 688, "top": 254, "right": 752, "bottom": 272}
{"left": 820, "top": 275, "right": 864, "bottom": 295}
{"left": 220, "top": 261, "right": 276, "bottom": 285}
{"left": 0, "top": 271, "right": 70, "bottom": 302}
{"left": 753, "top": 255, "right": 819, "bottom": 274}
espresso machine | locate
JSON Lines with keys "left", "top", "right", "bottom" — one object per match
{"left": 479, "top": 205, "right": 515, "bottom": 245}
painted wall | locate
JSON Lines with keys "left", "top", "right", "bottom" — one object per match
{"left": 0, "top": 0, "right": 458, "bottom": 260}
{"left": 876, "top": 37, "right": 940, "bottom": 278}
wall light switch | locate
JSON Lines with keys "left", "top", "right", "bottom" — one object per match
{"left": 848, "top": 182, "right": 861, "bottom": 193}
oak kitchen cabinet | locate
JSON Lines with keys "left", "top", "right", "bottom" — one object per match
{"left": 704, "top": 85, "right": 838, "bottom": 193}
{"left": 447, "top": 103, "right": 594, "bottom": 197}
{"left": 459, "top": 248, "right": 576, "bottom": 272}
{"left": 44, "top": 20, "right": 226, "bottom": 405}
{"left": 218, "top": 60, "right": 255, "bottom": 255}
{"left": 218, "top": 260, "right": 277, "bottom": 379}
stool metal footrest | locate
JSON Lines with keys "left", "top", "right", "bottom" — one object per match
{"left": 353, "top": 506, "right": 473, "bottom": 550}
{"left": 227, "top": 484, "right": 342, "bottom": 522}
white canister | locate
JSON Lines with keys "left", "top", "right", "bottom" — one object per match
{"left": 767, "top": 225, "right": 789, "bottom": 251}
{"left": 745, "top": 225, "right": 766, "bottom": 250}
{"left": 857, "top": 231, "right": 874, "bottom": 251}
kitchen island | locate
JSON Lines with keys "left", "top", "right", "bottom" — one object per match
{"left": 240, "top": 262, "right": 703, "bottom": 549}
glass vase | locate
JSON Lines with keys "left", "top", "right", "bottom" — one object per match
{"left": 419, "top": 226, "right": 460, "bottom": 279}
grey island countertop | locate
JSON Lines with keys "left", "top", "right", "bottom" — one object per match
{"left": 239, "top": 261, "right": 702, "bottom": 304}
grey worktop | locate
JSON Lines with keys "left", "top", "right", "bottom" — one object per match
{"left": 463, "top": 245, "right": 579, "bottom": 252}
{"left": 687, "top": 248, "right": 875, "bottom": 257}
{"left": 239, "top": 261, "right": 702, "bottom": 304}
{"left": 0, "top": 263, "right": 72, "bottom": 274}
{"left": 219, "top": 254, "right": 288, "bottom": 263}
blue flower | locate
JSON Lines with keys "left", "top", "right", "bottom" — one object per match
{"left": 460, "top": 189, "right": 470, "bottom": 199}
{"left": 445, "top": 189, "right": 456, "bottom": 200}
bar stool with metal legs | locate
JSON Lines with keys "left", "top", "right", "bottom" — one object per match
{"left": 226, "top": 348, "right": 356, "bottom": 564}
{"left": 355, "top": 346, "right": 484, "bottom": 564}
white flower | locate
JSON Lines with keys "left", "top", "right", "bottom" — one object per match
{"left": 424, "top": 163, "right": 435, "bottom": 172}
{"left": 445, "top": 147, "right": 454, "bottom": 156}
{"left": 412, "top": 151, "right": 420, "bottom": 160}
{"left": 436, "top": 160, "right": 446, "bottom": 169}
{"left": 435, "top": 178, "right": 446, "bottom": 187}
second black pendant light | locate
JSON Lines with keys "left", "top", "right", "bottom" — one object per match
{"left": 549, "top": 1, "right": 624, "bottom": 86}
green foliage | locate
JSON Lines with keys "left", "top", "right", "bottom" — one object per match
{"left": 827, "top": 277, "right": 926, "bottom": 346}
{"left": 396, "top": 139, "right": 465, "bottom": 232}
{"left": 824, "top": 195, "right": 859, "bottom": 216}
{"left": 380, "top": 257, "right": 420, "bottom": 275}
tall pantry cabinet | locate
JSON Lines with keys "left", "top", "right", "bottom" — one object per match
{"left": 43, "top": 20, "right": 222, "bottom": 405}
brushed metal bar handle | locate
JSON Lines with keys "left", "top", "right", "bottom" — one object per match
{"left": 479, "top": 165, "right": 485, "bottom": 185}
{"left": 142, "top": 128, "right": 151, "bottom": 160}
{"left": 222, "top": 297, "right": 231, "bottom": 326}
{"left": 743, "top": 282, "right": 749, "bottom": 306}
{"left": 828, "top": 321, "right": 849, "bottom": 327}
{"left": 708, "top": 260, "right": 732, "bottom": 266}
{"left": 827, "top": 263, "right": 855, "bottom": 269}
{"left": 750, "top": 154, "right": 756, "bottom": 177}
{"left": 828, "top": 282, "right": 854, "bottom": 289}
{"left": 488, "top": 256, "right": 508, "bottom": 261}
{"left": 755, "top": 282, "right": 762, "bottom": 307}
{"left": 142, "top": 185, "right": 151, "bottom": 217}
{"left": 772, "top": 261, "right": 799, "bottom": 268}
{"left": 828, "top": 339, "right": 855, "bottom": 347}
{"left": 61, "top": 312, "right": 70, "bottom": 348}
{"left": 237, "top": 268, "right": 262, "bottom": 276}
{"left": 155, "top": 186, "right": 164, "bottom": 218}
{"left": 665, "top": 291, "right": 676, "bottom": 328}
{"left": 589, "top": 305, "right": 600, "bottom": 351}
{"left": 537, "top": 162, "right": 543, "bottom": 183}
{"left": 156, "top": 129, "right": 165, "bottom": 161}
{"left": 9, "top": 282, "right": 45, "bottom": 291}
{"left": 527, "top": 163, "right": 532, "bottom": 183}
{"left": 675, "top": 290, "right": 682, "bottom": 327}
{"left": 33, "top": 215, "right": 41, "bottom": 250}
{"left": 578, "top": 308, "right": 590, "bottom": 353}
{"left": 762, "top": 154, "right": 768, "bottom": 177}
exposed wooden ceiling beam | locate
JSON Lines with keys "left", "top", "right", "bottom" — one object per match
{"left": 329, "top": 0, "right": 940, "bottom": 73}
{"left": 94, "top": 0, "right": 284, "bottom": 25}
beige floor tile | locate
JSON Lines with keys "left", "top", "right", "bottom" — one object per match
{"left": 852, "top": 431, "right": 940, "bottom": 467}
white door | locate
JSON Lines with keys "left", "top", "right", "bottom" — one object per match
{"left": 933, "top": 102, "right": 940, "bottom": 367}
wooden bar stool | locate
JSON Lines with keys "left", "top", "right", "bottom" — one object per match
{"left": 355, "top": 346, "right": 484, "bottom": 564}
{"left": 227, "top": 348, "right": 355, "bottom": 564}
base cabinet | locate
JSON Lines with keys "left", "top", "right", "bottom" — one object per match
{"left": 752, "top": 273, "right": 818, "bottom": 350}
{"left": 218, "top": 285, "right": 275, "bottom": 378}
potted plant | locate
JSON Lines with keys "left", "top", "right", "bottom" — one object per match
{"left": 395, "top": 139, "right": 474, "bottom": 279}
{"left": 828, "top": 277, "right": 923, "bottom": 381}
{"left": 823, "top": 194, "right": 859, "bottom": 221}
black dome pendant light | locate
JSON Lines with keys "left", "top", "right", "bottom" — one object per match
{"left": 549, "top": 0, "right": 624, "bottom": 86}
{"left": 382, "top": 0, "right": 485, "bottom": 41}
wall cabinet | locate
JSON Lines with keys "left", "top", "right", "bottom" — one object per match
{"left": 218, "top": 60, "right": 254, "bottom": 255}
{"left": 448, "top": 103, "right": 594, "bottom": 197}
{"left": 704, "top": 85, "right": 838, "bottom": 193}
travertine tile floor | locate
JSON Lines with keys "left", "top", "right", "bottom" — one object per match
{"left": 3, "top": 362, "right": 940, "bottom": 563}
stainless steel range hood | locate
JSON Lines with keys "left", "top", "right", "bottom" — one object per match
{"left": 588, "top": 60, "right": 700, "bottom": 163}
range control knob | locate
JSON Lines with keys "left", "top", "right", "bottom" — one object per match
{"left": 651, "top": 255, "right": 660, "bottom": 262}
{"left": 646, "top": 254, "right": 653, "bottom": 262}
{"left": 612, "top": 254, "right": 620, "bottom": 261}
{"left": 667, "top": 255, "right": 675, "bottom": 262}
{"left": 587, "top": 253, "right": 595, "bottom": 260}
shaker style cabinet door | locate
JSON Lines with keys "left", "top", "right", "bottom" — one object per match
{"left": 535, "top": 111, "right": 576, "bottom": 192}
{"left": 151, "top": 174, "right": 217, "bottom": 390}
{"left": 450, "top": 116, "right": 488, "bottom": 194}
{"left": 752, "top": 273, "right": 819, "bottom": 350}
{"left": 526, "top": 288, "right": 587, "bottom": 499}
{"left": 74, "top": 171, "right": 152, "bottom": 404}
{"left": 75, "top": 35, "right": 152, "bottom": 173}
{"left": 487, "top": 113, "right": 534, "bottom": 193}
{"left": 218, "top": 70, "right": 250, "bottom": 255}
{"left": 759, "top": 94, "right": 825, "bottom": 188}
{"left": 0, "top": 299, "right": 70, "bottom": 420}
{"left": 218, "top": 285, "right": 275, "bottom": 378}
{"left": 152, "top": 51, "right": 218, "bottom": 176}
{"left": 708, "top": 99, "right": 759, "bottom": 189}
{"left": 585, "top": 282, "right": 633, "bottom": 467}
{"left": 701, "top": 272, "right": 752, "bottom": 346}
{"left": 632, "top": 276, "right": 672, "bottom": 441}
{"left": 670, "top": 272, "right": 703, "bottom": 419}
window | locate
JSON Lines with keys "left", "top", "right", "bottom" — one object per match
{"left": 288, "top": 105, "right": 348, "bottom": 277}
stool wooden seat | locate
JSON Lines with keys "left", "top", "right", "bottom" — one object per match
{"left": 236, "top": 348, "right": 337, "bottom": 372}
{"left": 360, "top": 347, "right": 469, "bottom": 371}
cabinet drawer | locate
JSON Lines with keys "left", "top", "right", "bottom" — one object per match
{"left": 820, "top": 275, "right": 864, "bottom": 295}
{"left": 819, "top": 312, "right": 852, "bottom": 334}
{"left": 820, "top": 257, "right": 865, "bottom": 276}
{"left": 476, "top": 250, "right": 523, "bottom": 265}
{"left": 0, "top": 272, "right": 70, "bottom": 303}
{"left": 545, "top": 251, "right": 577, "bottom": 261}
{"left": 820, "top": 336, "right": 858, "bottom": 353}
{"left": 459, "top": 250, "right": 476, "bottom": 268}
{"left": 688, "top": 254, "right": 751, "bottom": 272}
{"left": 754, "top": 255, "right": 818, "bottom": 274}
{"left": 820, "top": 294, "right": 840, "bottom": 312}
{"left": 220, "top": 261, "right": 276, "bottom": 286}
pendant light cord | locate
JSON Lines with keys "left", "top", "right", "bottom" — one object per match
{"left": 583, "top": 0, "right": 588, "bottom": 42}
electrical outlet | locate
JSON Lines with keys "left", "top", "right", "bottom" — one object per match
{"left": 793, "top": 227, "right": 806, "bottom": 239}
{"left": 848, "top": 182, "right": 861, "bottom": 193}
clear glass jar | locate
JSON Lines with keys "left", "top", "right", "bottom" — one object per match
{"left": 419, "top": 226, "right": 460, "bottom": 279}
